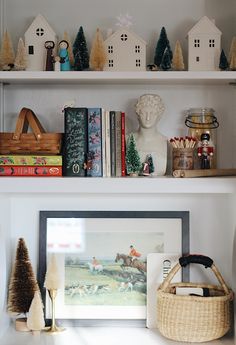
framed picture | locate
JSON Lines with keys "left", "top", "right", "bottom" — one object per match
{"left": 38, "top": 210, "right": 189, "bottom": 326}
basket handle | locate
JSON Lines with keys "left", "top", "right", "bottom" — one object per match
{"left": 160, "top": 254, "right": 230, "bottom": 295}
{"left": 13, "top": 108, "right": 46, "bottom": 141}
{"left": 13, "top": 108, "right": 30, "bottom": 140}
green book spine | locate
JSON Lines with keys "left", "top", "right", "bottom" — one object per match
{"left": 64, "top": 107, "right": 88, "bottom": 177}
{"left": 0, "top": 155, "right": 62, "bottom": 166}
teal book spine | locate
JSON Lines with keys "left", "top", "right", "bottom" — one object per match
{"left": 64, "top": 107, "right": 88, "bottom": 177}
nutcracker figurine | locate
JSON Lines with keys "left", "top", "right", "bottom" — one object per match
{"left": 197, "top": 133, "right": 214, "bottom": 169}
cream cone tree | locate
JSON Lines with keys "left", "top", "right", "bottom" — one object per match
{"left": 63, "top": 31, "right": 74, "bottom": 67}
{"left": 89, "top": 28, "right": 107, "bottom": 71}
{"left": 27, "top": 290, "right": 45, "bottom": 332}
{"left": 172, "top": 40, "right": 185, "bottom": 71}
{"left": 44, "top": 254, "right": 61, "bottom": 290}
{"left": 14, "top": 38, "right": 27, "bottom": 71}
{"left": 0, "top": 30, "right": 15, "bottom": 70}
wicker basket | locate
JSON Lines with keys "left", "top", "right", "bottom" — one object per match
{"left": 157, "top": 255, "right": 234, "bottom": 342}
{"left": 0, "top": 107, "right": 62, "bottom": 154}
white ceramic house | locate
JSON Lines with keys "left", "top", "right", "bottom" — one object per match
{"left": 24, "top": 14, "right": 57, "bottom": 71}
{"left": 187, "top": 16, "right": 222, "bottom": 71}
{"left": 104, "top": 28, "right": 146, "bottom": 71}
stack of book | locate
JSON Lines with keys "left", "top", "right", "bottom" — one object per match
{"left": 0, "top": 155, "right": 63, "bottom": 176}
{"left": 64, "top": 107, "right": 126, "bottom": 177}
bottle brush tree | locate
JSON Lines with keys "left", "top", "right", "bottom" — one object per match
{"left": 14, "top": 38, "right": 27, "bottom": 71}
{"left": 0, "top": 30, "right": 15, "bottom": 70}
{"left": 154, "top": 27, "right": 172, "bottom": 68}
{"left": 172, "top": 40, "right": 185, "bottom": 71}
{"left": 89, "top": 28, "right": 107, "bottom": 71}
{"left": 147, "top": 154, "right": 155, "bottom": 174}
{"left": 7, "top": 238, "right": 39, "bottom": 316}
{"left": 160, "top": 47, "right": 172, "bottom": 70}
{"left": 219, "top": 49, "right": 229, "bottom": 71}
{"left": 125, "top": 133, "right": 142, "bottom": 175}
{"left": 73, "top": 26, "right": 89, "bottom": 70}
{"left": 27, "top": 290, "right": 45, "bottom": 332}
{"left": 229, "top": 36, "right": 236, "bottom": 64}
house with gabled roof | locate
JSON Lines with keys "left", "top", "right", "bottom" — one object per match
{"left": 24, "top": 14, "right": 57, "bottom": 71}
{"left": 104, "top": 27, "right": 146, "bottom": 71}
{"left": 187, "top": 16, "right": 222, "bottom": 71}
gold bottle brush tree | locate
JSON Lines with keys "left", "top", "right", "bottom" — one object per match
{"left": 44, "top": 254, "right": 65, "bottom": 333}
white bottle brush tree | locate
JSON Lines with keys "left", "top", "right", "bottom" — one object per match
{"left": 27, "top": 290, "right": 45, "bottom": 333}
{"left": 14, "top": 38, "right": 27, "bottom": 71}
{"left": 7, "top": 238, "right": 39, "bottom": 318}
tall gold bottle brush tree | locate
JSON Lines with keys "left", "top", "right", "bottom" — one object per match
{"left": 44, "top": 254, "right": 65, "bottom": 333}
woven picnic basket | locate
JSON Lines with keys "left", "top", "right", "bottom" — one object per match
{"left": 157, "top": 254, "right": 233, "bottom": 342}
{"left": 0, "top": 107, "right": 62, "bottom": 154}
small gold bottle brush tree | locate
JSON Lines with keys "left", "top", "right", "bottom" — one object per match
{"left": 44, "top": 254, "right": 65, "bottom": 333}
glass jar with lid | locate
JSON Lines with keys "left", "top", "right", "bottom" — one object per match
{"left": 185, "top": 108, "right": 219, "bottom": 168}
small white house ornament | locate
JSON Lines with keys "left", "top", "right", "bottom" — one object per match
{"left": 104, "top": 27, "right": 146, "bottom": 71}
{"left": 187, "top": 16, "right": 221, "bottom": 71}
{"left": 24, "top": 14, "right": 57, "bottom": 71}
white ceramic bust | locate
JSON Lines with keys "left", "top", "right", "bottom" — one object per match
{"left": 133, "top": 94, "right": 167, "bottom": 176}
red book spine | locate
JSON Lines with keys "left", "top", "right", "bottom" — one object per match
{"left": 121, "top": 112, "right": 126, "bottom": 176}
{"left": 0, "top": 166, "right": 62, "bottom": 176}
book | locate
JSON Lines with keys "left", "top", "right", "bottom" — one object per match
{"left": 0, "top": 166, "right": 62, "bottom": 176}
{"left": 0, "top": 155, "right": 62, "bottom": 166}
{"left": 87, "top": 108, "right": 103, "bottom": 177}
{"left": 64, "top": 107, "right": 88, "bottom": 177}
{"left": 105, "top": 110, "right": 111, "bottom": 177}
{"left": 110, "top": 111, "right": 116, "bottom": 177}
{"left": 115, "top": 111, "right": 122, "bottom": 177}
{"left": 121, "top": 112, "right": 126, "bottom": 176}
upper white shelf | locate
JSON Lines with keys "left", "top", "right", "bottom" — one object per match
{"left": 0, "top": 71, "right": 236, "bottom": 85}
{"left": 0, "top": 176, "right": 235, "bottom": 194}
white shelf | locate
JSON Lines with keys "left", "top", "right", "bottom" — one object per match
{"left": 0, "top": 177, "right": 235, "bottom": 194}
{"left": 0, "top": 71, "right": 236, "bottom": 85}
{"left": 0, "top": 326, "right": 233, "bottom": 345}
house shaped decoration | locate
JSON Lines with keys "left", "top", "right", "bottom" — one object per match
{"left": 104, "top": 28, "right": 146, "bottom": 71}
{"left": 24, "top": 14, "right": 57, "bottom": 71}
{"left": 187, "top": 16, "right": 222, "bottom": 71}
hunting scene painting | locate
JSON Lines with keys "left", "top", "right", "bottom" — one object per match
{"left": 64, "top": 230, "right": 164, "bottom": 308}
{"left": 40, "top": 211, "right": 185, "bottom": 320}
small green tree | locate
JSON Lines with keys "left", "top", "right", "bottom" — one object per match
{"left": 7, "top": 238, "right": 39, "bottom": 315}
{"left": 219, "top": 49, "right": 229, "bottom": 70}
{"left": 154, "top": 27, "right": 172, "bottom": 68}
{"left": 73, "top": 26, "right": 89, "bottom": 70}
{"left": 147, "top": 154, "right": 155, "bottom": 174}
{"left": 126, "top": 133, "right": 141, "bottom": 175}
{"left": 160, "top": 47, "right": 172, "bottom": 70}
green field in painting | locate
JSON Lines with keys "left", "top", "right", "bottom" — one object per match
{"left": 64, "top": 264, "right": 146, "bottom": 306}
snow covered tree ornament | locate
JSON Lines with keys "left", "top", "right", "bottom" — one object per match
{"left": 161, "top": 47, "right": 172, "bottom": 70}
{"left": 126, "top": 133, "right": 142, "bottom": 176}
{"left": 14, "top": 38, "right": 27, "bottom": 71}
{"left": 89, "top": 28, "right": 107, "bottom": 71}
{"left": 172, "top": 40, "right": 185, "bottom": 71}
{"left": 7, "top": 238, "right": 39, "bottom": 316}
{"left": 27, "top": 291, "right": 45, "bottom": 334}
{"left": 0, "top": 30, "right": 15, "bottom": 70}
